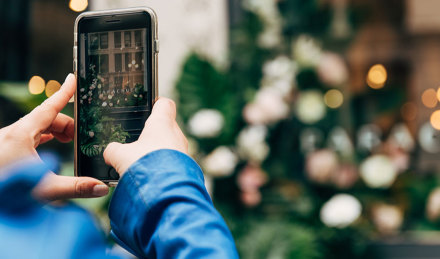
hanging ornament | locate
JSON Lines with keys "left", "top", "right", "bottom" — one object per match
{"left": 300, "top": 127, "right": 324, "bottom": 154}
{"left": 357, "top": 124, "right": 382, "bottom": 152}
{"left": 388, "top": 123, "right": 415, "bottom": 152}
{"left": 329, "top": 0, "right": 352, "bottom": 39}
{"left": 419, "top": 122, "right": 440, "bottom": 153}
{"left": 327, "top": 127, "right": 354, "bottom": 157}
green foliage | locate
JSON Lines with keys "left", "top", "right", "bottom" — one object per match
{"left": 79, "top": 64, "right": 131, "bottom": 157}
{"left": 278, "top": 0, "right": 331, "bottom": 36}
{"left": 176, "top": 54, "right": 241, "bottom": 143}
{"left": 237, "top": 220, "right": 322, "bottom": 259}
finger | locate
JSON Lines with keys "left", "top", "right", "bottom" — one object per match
{"left": 39, "top": 134, "right": 54, "bottom": 144}
{"left": 150, "top": 97, "right": 177, "bottom": 121}
{"left": 45, "top": 113, "right": 74, "bottom": 143}
{"left": 103, "top": 142, "right": 124, "bottom": 172}
{"left": 32, "top": 172, "right": 109, "bottom": 201}
{"left": 22, "top": 74, "right": 76, "bottom": 132}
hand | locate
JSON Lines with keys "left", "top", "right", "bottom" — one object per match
{"left": 103, "top": 98, "right": 188, "bottom": 175}
{"left": 0, "top": 74, "right": 109, "bottom": 201}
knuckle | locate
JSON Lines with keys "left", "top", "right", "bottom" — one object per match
{"left": 158, "top": 98, "right": 176, "bottom": 111}
{"left": 74, "top": 179, "right": 86, "bottom": 197}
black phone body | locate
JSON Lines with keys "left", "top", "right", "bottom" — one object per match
{"left": 74, "top": 7, "right": 158, "bottom": 185}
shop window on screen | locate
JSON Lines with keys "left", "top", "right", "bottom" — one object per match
{"left": 100, "top": 54, "right": 108, "bottom": 74}
{"left": 114, "top": 32, "right": 121, "bottom": 48}
{"left": 115, "top": 53, "right": 122, "bottom": 72}
{"left": 124, "top": 31, "right": 131, "bottom": 48}
{"left": 125, "top": 53, "right": 132, "bottom": 71}
{"left": 100, "top": 33, "right": 108, "bottom": 49}
{"left": 135, "top": 30, "right": 142, "bottom": 47}
{"left": 90, "top": 34, "right": 98, "bottom": 50}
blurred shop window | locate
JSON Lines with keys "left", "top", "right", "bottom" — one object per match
{"left": 0, "top": 0, "right": 31, "bottom": 80}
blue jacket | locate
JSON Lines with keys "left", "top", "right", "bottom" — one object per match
{"left": 0, "top": 149, "right": 239, "bottom": 259}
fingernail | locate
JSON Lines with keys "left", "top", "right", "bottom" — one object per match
{"left": 63, "top": 73, "right": 74, "bottom": 85}
{"left": 92, "top": 184, "right": 109, "bottom": 196}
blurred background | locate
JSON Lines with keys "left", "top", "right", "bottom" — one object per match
{"left": 4, "top": 0, "right": 440, "bottom": 258}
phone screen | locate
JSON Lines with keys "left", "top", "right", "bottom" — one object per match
{"left": 77, "top": 15, "right": 153, "bottom": 181}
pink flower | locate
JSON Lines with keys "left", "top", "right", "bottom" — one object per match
{"left": 332, "top": 164, "right": 358, "bottom": 189}
{"left": 243, "top": 88, "right": 289, "bottom": 125}
{"left": 237, "top": 165, "right": 268, "bottom": 192}
{"left": 317, "top": 52, "right": 348, "bottom": 87}
{"left": 241, "top": 190, "right": 262, "bottom": 208}
{"left": 306, "top": 149, "right": 339, "bottom": 184}
{"left": 237, "top": 164, "right": 268, "bottom": 208}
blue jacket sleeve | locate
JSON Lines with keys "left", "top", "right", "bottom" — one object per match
{"left": 108, "top": 149, "right": 239, "bottom": 259}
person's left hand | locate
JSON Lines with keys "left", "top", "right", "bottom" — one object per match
{"left": 0, "top": 74, "right": 109, "bottom": 201}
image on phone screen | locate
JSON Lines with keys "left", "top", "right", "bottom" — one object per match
{"left": 77, "top": 28, "right": 151, "bottom": 181}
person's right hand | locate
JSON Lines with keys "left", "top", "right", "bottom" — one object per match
{"left": 103, "top": 98, "right": 188, "bottom": 176}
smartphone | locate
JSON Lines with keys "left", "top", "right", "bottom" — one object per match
{"left": 73, "top": 7, "right": 158, "bottom": 186}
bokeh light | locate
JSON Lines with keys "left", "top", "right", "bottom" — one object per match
{"left": 69, "top": 0, "right": 88, "bottom": 12}
{"left": 366, "top": 64, "right": 387, "bottom": 89}
{"left": 401, "top": 102, "right": 417, "bottom": 121}
{"left": 430, "top": 110, "right": 440, "bottom": 130}
{"left": 28, "top": 76, "right": 45, "bottom": 95}
{"left": 45, "top": 80, "right": 61, "bottom": 97}
{"left": 421, "top": 88, "right": 438, "bottom": 108}
{"left": 324, "top": 89, "right": 344, "bottom": 109}
{"left": 436, "top": 87, "right": 440, "bottom": 102}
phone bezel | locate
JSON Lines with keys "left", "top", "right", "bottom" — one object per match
{"left": 73, "top": 7, "right": 158, "bottom": 186}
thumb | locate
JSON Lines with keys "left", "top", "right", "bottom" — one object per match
{"left": 103, "top": 142, "right": 124, "bottom": 173}
{"left": 33, "top": 173, "right": 109, "bottom": 201}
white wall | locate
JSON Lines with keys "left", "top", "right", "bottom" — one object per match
{"left": 91, "top": 0, "right": 229, "bottom": 98}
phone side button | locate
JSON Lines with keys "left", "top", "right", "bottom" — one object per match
{"left": 154, "top": 40, "right": 160, "bottom": 53}
{"left": 73, "top": 59, "right": 77, "bottom": 73}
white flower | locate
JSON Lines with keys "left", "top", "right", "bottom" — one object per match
{"left": 102, "top": 102, "right": 107, "bottom": 107}
{"left": 317, "top": 52, "right": 348, "bottom": 87}
{"left": 293, "top": 35, "right": 322, "bottom": 67}
{"left": 80, "top": 88, "right": 85, "bottom": 92}
{"left": 258, "top": 27, "right": 281, "bottom": 49}
{"left": 261, "top": 56, "right": 296, "bottom": 96}
{"left": 108, "top": 95, "right": 113, "bottom": 99}
{"left": 360, "top": 155, "right": 398, "bottom": 188}
{"left": 109, "top": 103, "right": 113, "bottom": 107}
{"left": 427, "top": 188, "right": 440, "bottom": 221}
{"left": 82, "top": 95, "right": 87, "bottom": 100}
{"left": 243, "top": 88, "right": 289, "bottom": 125}
{"left": 372, "top": 204, "right": 403, "bottom": 234}
{"left": 295, "top": 90, "right": 326, "bottom": 124}
{"left": 320, "top": 194, "right": 362, "bottom": 228}
{"left": 202, "top": 146, "right": 238, "bottom": 177}
{"left": 98, "top": 84, "right": 102, "bottom": 89}
{"left": 388, "top": 123, "right": 415, "bottom": 152}
{"left": 237, "top": 125, "right": 269, "bottom": 163}
{"left": 263, "top": 56, "right": 294, "bottom": 80}
{"left": 88, "top": 131, "right": 94, "bottom": 138}
{"left": 188, "top": 109, "right": 224, "bottom": 138}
